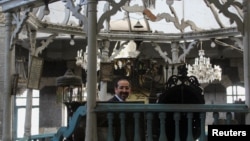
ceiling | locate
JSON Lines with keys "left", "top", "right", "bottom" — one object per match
{"left": 0, "top": 0, "right": 244, "bottom": 63}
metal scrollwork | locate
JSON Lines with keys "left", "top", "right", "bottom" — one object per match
{"left": 97, "top": 0, "right": 129, "bottom": 33}
{"left": 165, "top": 64, "right": 201, "bottom": 89}
{"left": 61, "top": 0, "right": 88, "bottom": 32}
{"left": 207, "top": 0, "right": 243, "bottom": 33}
{"left": 10, "top": 8, "right": 32, "bottom": 50}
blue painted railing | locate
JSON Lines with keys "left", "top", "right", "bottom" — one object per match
{"left": 28, "top": 133, "right": 55, "bottom": 141}
{"left": 51, "top": 105, "right": 87, "bottom": 141}
{"left": 50, "top": 103, "right": 248, "bottom": 141}
{"left": 94, "top": 103, "right": 249, "bottom": 141}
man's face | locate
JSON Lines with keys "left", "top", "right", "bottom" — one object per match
{"left": 115, "top": 80, "right": 131, "bottom": 101}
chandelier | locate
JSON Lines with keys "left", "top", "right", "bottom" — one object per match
{"left": 187, "top": 42, "right": 222, "bottom": 83}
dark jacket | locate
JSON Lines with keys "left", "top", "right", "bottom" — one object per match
{"left": 108, "top": 95, "right": 121, "bottom": 102}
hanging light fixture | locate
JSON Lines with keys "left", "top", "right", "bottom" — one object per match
{"left": 187, "top": 41, "right": 222, "bottom": 83}
{"left": 134, "top": 20, "right": 143, "bottom": 28}
{"left": 69, "top": 35, "right": 75, "bottom": 46}
{"left": 43, "top": 0, "right": 50, "bottom": 15}
{"left": 56, "top": 69, "right": 83, "bottom": 103}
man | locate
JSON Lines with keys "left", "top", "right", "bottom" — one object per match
{"left": 108, "top": 77, "right": 131, "bottom": 102}
{"left": 106, "top": 77, "right": 135, "bottom": 141}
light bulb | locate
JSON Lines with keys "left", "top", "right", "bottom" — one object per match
{"left": 70, "top": 39, "right": 75, "bottom": 46}
{"left": 211, "top": 41, "right": 216, "bottom": 48}
{"left": 44, "top": 5, "right": 50, "bottom": 15}
{"left": 166, "top": 0, "right": 174, "bottom": 5}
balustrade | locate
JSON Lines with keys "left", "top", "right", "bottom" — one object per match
{"left": 94, "top": 103, "right": 248, "bottom": 141}
{"left": 49, "top": 103, "right": 249, "bottom": 141}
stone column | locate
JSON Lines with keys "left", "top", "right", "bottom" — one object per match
{"left": 23, "top": 29, "right": 37, "bottom": 139}
{"left": 243, "top": 0, "right": 250, "bottom": 124}
{"left": 99, "top": 40, "right": 111, "bottom": 101}
{"left": 23, "top": 89, "right": 32, "bottom": 139}
{"left": 2, "top": 12, "right": 14, "bottom": 141}
{"left": 171, "top": 42, "right": 180, "bottom": 75}
{"left": 85, "top": 0, "right": 98, "bottom": 140}
{"left": 0, "top": 13, "right": 6, "bottom": 140}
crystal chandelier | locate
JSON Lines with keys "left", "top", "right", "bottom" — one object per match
{"left": 187, "top": 42, "right": 222, "bottom": 83}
